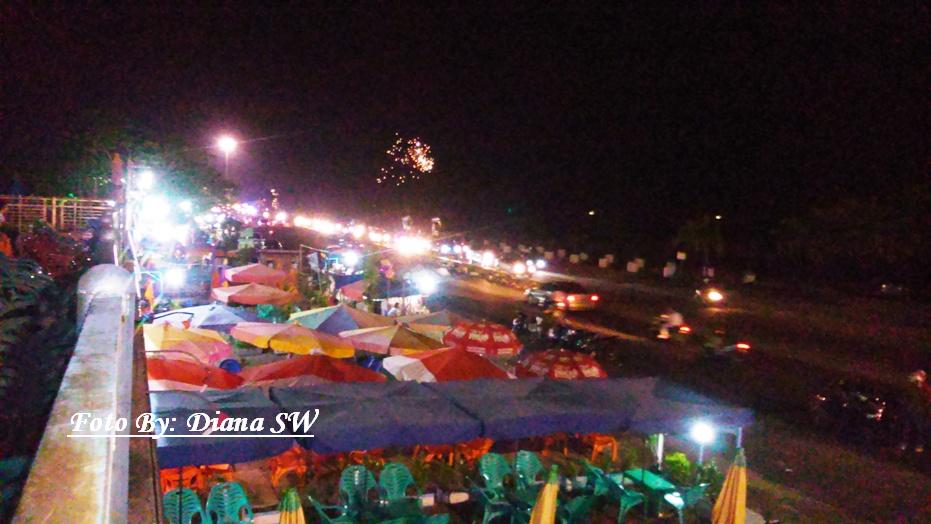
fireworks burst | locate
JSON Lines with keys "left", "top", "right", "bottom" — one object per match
{"left": 376, "top": 134, "right": 435, "bottom": 186}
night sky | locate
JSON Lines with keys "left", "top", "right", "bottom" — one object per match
{"left": 2, "top": 3, "right": 926, "bottom": 241}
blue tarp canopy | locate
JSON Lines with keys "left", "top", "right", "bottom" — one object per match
{"left": 150, "top": 388, "right": 293, "bottom": 468}
{"left": 568, "top": 377, "right": 754, "bottom": 435}
{"left": 427, "top": 378, "right": 637, "bottom": 440}
{"left": 270, "top": 381, "right": 482, "bottom": 453}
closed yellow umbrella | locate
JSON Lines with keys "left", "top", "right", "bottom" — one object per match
{"left": 278, "top": 487, "right": 306, "bottom": 524}
{"left": 231, "top": 322, "right": 354, "bottom": 358}
{"left": 712, "top": 448, "right": 747, "bottom": 524}
{"left": 529, "top": 465, "right": 560, "bottom": 524}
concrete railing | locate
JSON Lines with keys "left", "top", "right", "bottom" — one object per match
{"left": 14, "top": 265, "right": 136, "bottom": 523}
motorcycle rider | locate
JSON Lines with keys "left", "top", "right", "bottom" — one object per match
{"left": 656, "top": 307, "right": 684, "bottom": 339}
{"left": 900, "top": 370, "right": 930, "bottom": 453}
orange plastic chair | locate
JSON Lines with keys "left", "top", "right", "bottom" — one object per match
{"left": 200, "top": 463, "right": 235, "bottom": 483}
{"left": 309, "top": 450, "right": 346, "bottom": 472}
{"left": 269, "top": 447, "right": 308, "bottom": 489}
{"left": 455, "top": 438, "right": 494, "bottom": 466}
{"left": 160, "top": 466, "right": 204, "bottom": 493}
{"left": 413, "top": 444, "right": 456, "bottom": 466}
{"left": 348, "top": 448, "right": 386, "bottom": 467}
{"left": 541, "top": 433, "right": 569, "bottom": 457}
{"left": 582, "top": 433, "right": 618, "bottom": 462}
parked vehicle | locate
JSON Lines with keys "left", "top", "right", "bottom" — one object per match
{"left": 810, "top": 379, "right": 901, "bottom": 445}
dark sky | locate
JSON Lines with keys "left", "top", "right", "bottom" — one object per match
{"left": 2, "top": 3, "right": 926, "bottom": 240}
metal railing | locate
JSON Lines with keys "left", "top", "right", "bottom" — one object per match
{"left": 0, "top": 195, "right": 114, "bottom": 231}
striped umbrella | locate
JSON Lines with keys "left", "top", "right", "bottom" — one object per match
{"left": 712, "top": 448, "right": 747, "bottom": 524}
{"left": 339, "top": 325, "right": 447, "bottom": 355}
{"left": 142, "top": 323, "right": 232, "bottom": 365}
{"left": 382, "top": 348, "right": 510, "bottom": 382}
{"left": 278, "top": 487, "right": 306, "bottom": 524}
{"left": 231, "top": 322, "right": 355, "bottom": 358}
{"left": 442, "top": 321, "right": 522, "bottom": 357}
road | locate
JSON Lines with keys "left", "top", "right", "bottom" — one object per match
{"left": 432, "top": 269, "right": 931, "bottom": 522}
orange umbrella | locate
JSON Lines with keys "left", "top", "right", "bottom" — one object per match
{"left": 211, "top": 283, "right": 297, "bottom": 305}
{"left": 240, "top": 355, "right": 386, "bottom": 388}
{"left": 231, "top": 322, "right": 354, "bottom": 358}
{"left": 225, "top": 263, "right": 288, "bottom": 286}
{"left": 339, "top": 325, "right": 447, "bottom": 355}
{"left": 146, "top": 357, "right": 244, "bottom": 391}
{"left": 142, "top": 323, "right": 232, "bottom": 365}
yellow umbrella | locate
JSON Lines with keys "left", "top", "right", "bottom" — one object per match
{"left": 712, "top": 448, "right": 747, "bottom": 524}
{"left": 530, "top": 465, "right": 560, "bottom": 524}
{"left": 230, "top": 322, "right": 354, "bottom": 358}
{"left": 142, "top": 323, "right": 232, "bottom": 364}
{"left": 278, "top": 487, "right": 306, "bottom": 524}
{"left": 403, "top": 322, "right": 451, "bottom": 342}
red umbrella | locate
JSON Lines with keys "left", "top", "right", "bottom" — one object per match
{"left": 382, "top": 348, "right": 510, "bottom": 382}
{"left": 225, "top": 263, "right": 288, "bottom": 286}
{"left": 516, "top": 349, "right": 607, "bottom": 379}
{"left": 240, "top": 355, "right": 387, "bottom": 388}
{"left": 443, "top": 321, "right": 522, "bottom": 357}
{"left": 146, "top": 357, "right": 244, "bottom": 391}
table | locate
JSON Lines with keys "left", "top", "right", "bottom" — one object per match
{"left": 620, "top": 469, "right": 677, "bottom": 516}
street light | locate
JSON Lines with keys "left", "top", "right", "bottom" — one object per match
{"left": 216, "top": 135, "right": 238, "bottom": 177}
{"left": 137, "top": 169, "right": 155, "bottom": 190}
{"left": 690, "top": 421, "right": 716, "bottom": 464}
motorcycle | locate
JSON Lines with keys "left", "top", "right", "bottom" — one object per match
{"left": 699, "top": 327, "right": 751, "bottom": 359}
{"left": 695, "top": 285, "right": 726, "bottom": 306}
{"left": 651, "top": 315, "right": 692, "bottom": 343}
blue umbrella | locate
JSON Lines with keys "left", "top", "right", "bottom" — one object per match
{"left": 153, "top": 304, "right": 260, "bottom": 332}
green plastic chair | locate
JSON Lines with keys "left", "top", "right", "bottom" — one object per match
{"left": 205, "top": 482, "right": 254, "bottom": 524}
{"left": 308, "top": 494, "right": 355, "bottom": 524}
{"left": 339, "top": 465, "right": 379, "bottom": 512}
{"left": 379, "top": 462, "right": 420, "bottom": 502}
{"left": 558, "top": 495, "right": 595, "bottom": 524}
{"left": 513, "top": 451, "right": 544, "bottom": 496}
{"left": 473, "top": 453, "right": 517, "bottom": 524}
{"left": 163, "top": 488, "right": 212, "bottom": 524}
{"left": 663, "top": 483, "right": 709, "bottom": 524}
{"left": 581, "top": 461, "right": 645, "bottom": 524}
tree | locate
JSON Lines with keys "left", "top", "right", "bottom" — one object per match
{"left": 675, "top": 215, "right": 724, "bottom": 267}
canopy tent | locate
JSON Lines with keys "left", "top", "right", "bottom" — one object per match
{"left": 142, "top": 323, "right": 232, "bottom": 365}
{"left": 146, "top": 357, "right": 244, "bottom": 391}
{"left": 240, "top": 355, "right": 387, "bottom": 388}
{"left": 568, "top": 377, "right": 754, "bottom": 435}
{"left": 289, "top": 304, "right": 394, "bottom": 335}
{"left": 225, "top": 263, "right": 287, "bottom": 286}
{"left": 212, "top": 283, "right": 297, "bottom": 306}
{"left": 338, "top": 325, "right": 447, "bottom": 355}
{"left": 269, "top": 381, "right": 482, "bottom": 453}
{"left": 382, "top": 348, "right": 510, "bottom": 382}
{"left": 149, "top": 388, "right": 293, "bottom": 468}
{"left": 152, "top": 304, "right": 260, "bottom": 332}
{"left": 427, "top": 378, "right": 635, "bottom": 440}
{"left": 516, "top": 348, "right": 607, "bottom": 379}
{"left": 231, "top": 322, "right": 355, "bottom": 358}
{"left": 443, "top": 321, "right": 522, "bottom": 357}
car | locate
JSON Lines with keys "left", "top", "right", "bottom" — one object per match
{"left": 525, "top": 281, "right": 600, "bottom": 310}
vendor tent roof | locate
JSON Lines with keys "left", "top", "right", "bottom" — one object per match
{"left": 269, "top": 381, "right": 481, "bottom": 453}
{"left": 150, "top": 388, "right": 293, "bottom": 468}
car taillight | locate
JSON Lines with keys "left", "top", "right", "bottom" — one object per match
{"left": 678, "top": 325, "right": 691, "bottom": 334}
{"left": 736, "top": 342, "right": 751, "bottom": 351}
{"left": 556, "top": 301, "right": 566, "bottom": 308}
{"left": 590, "top": 294, "right": 599, "bottom": 301}
{"left": 567, "top": 295, "right": 576, "bottom": 302}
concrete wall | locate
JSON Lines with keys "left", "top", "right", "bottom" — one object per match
{"left": 14, "top": 265, "right": 136, "bottom": 523}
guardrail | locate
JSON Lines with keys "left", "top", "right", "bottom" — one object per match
{"left": 0, "top": 195, "right": 114, "bottom": 232}
{"left": 13, "top": 265, "right": 144, "bottom": 523}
